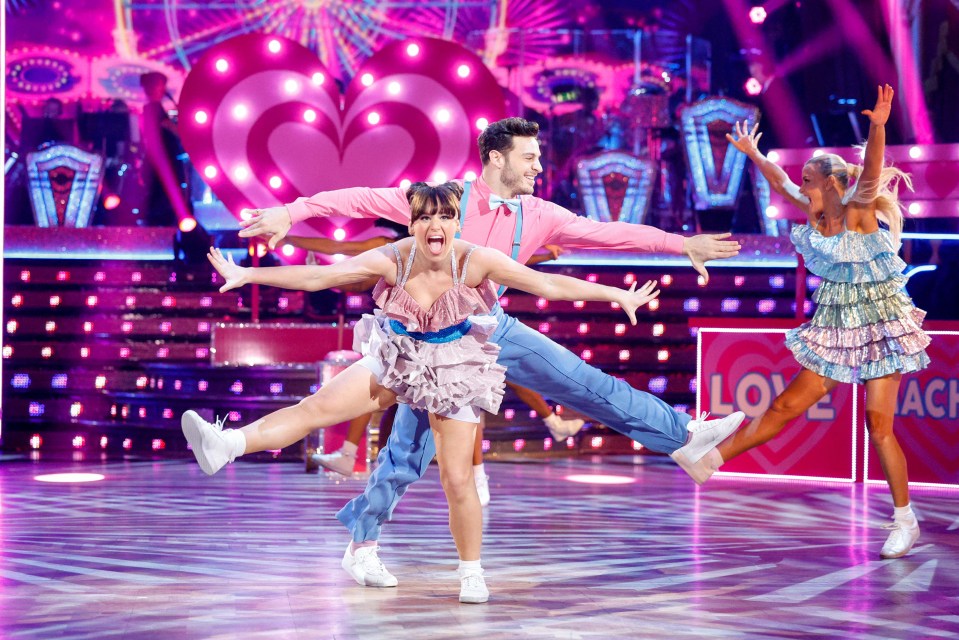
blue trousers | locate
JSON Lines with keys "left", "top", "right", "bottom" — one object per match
{"left": 336, "top": 306, "right": 691, "bottom": 542}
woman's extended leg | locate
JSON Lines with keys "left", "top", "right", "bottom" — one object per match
{"left": 717, "top": 368, "right": 839, "bottom": 463}
{"left": 183, "top": 362, "right": 396, "bottom": 475}
{"left": 864, "top": 373, "right": 919, "bottom": 559}
{"left": 430, "top": 412, "right": 488, "bottom": 603}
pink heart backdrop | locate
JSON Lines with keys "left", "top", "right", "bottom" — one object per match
{"left": 179, "top": 34, "right": 506, "bottom": 237}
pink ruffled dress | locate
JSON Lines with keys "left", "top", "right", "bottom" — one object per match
{"left": 353, "top": 242, "right": 506, "bottom": 423}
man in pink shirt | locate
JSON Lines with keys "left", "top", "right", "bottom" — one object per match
{"left": 240, "top": 118, "right": 745, "bottom": 588}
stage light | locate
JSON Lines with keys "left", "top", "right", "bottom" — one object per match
{"left": 125, "top": 295, "right": 136, "bottom": 306}
{"left": 80, "top": 347, "right": 90, "bottom": 358}
{"left": 70, "top": 402, "right": 83, "bottom": 417}
{"left": 908, "top": 202, "right": 921, "bottom": 215}
{"left": 19, "top": 270, "right": 30, "bottom": 282}
{"left": 652, "top": 323, "right": 664, "bottom": 336}
{"left": 657, "top": 349, "right": 670, "bottom": 362}
{"left": 230, "top": 380, "right": 244, "bottom": 394}
{"left": 648, "top": 299, "right": 660, "bottom": 311}
{"left": 83, "top": 322, "right": 93, "bottom": 332}
{"left": 332, "top": 228, "right": 347, "bottom": 241}
{"left": 661, "top": 274, "right": 672, "bottom": 286}
{"left": 103, "top": 194, "right": 121, "bottom": 210}
{"left": 268, "top": 39, "right": 282, "bottom": 54}
{"left": 543, "top": 438, "right": 553, "bottom": 451}
{"left": 812, "top": 149, "right": 824, "bottom": 157}
{"left": 529, "top": 410, "right": 538, "bottom": 419}
{"left": 12, "top": 373, "right": 30, "bottom": 389}
{"left": 100, "top": 436, "right": 108, "bottom": 449}
{"left": 387, "top": 81, "right": 401, "bottom": 95}
{"left": 908, "top": 146, "right": 922, "bottom": 159}
{"left": 41, "top": 346, "right": 53, "bottom": 358}
{"left": 311, "top": 72, "right": 324, "bottom": 86}
{"left": 123, "top": 438, "right": 133, "bottom": 450}
{"left": 303, "top": 109, "right": 317, "bottom": 123}
{"left": 504, "top": 408, "right": 515, "bottom": 420}
{"left": 436, "top": 108, "right": 451, "bottom": 124}
{"left": 744, "top": 77, "right": 763, "bottom": 96}
{"left": 721, "top": 298, "right": 741, "bottom": 312}
{"left": 457, "top": 64, "right": 471, "bottom": 78}
{"left": 194, "top": 110, "right": 208, "bottom": 124}
{"left": 270, "top": 383, "right": 284, "bottom": 394}
{"left": 232, "top": 104, "right": 249, "bottom": 120}
{"left": 161, "top": 296, "right": 176, "bottom": 308}
{"left": 649, "top": 376, "right": 667, "bottom": 393}
{"left": 152, "top": 439, "right": 166, "bottom": 451}
{"left": 767, "top": 150, "right": 780, "bottom": 162}
{"left": 367, "top": 111, "right": 380, "bottom": 125}
{"left": 566, "top": 437, "right": 576, "bottom": 449}
{"left": 513, "top": 439, "right": 526, "bottom": 452}
{"left": 749, "top": 6, "right": 767, "bottom": 24}
{"left": 623, "top": 273, "right": 636, "bottom": 285}
{"left": 615, "top": 324, "right": 626, "bottom": 335}
{"left": 766, "top": 205, "right": 779, "bottom": 218}
{"left": 618, "top": 350, "right": 630, "bottom": 361}
{"left": 580, "top": 349, "right": 593, "bottom": 361}
{"left": 433, "top": 170, "right": 448, "bottom": 182}
{"left": 476, "top": 117, "right": 489, "bottom": 130}
{"left": 464, "top": 170, "right": 477, "bottom": 181}
{"left": 757, "top": 299, "right": 776, "bottom": 314}
{"left": 574, "top": 300, "right": 585, "bottom": 309}
{"left": 95, "top": 375, "right": 107, "bottom": 389}
{"left": 283, "top": 79, "right": 300, "bottom": 95}
{"left": 269, "top": 176, "right": 282, "bottom": 189}
{"left": 233, "top": 166, "right": 250, "bottom": 182}
{"left": 361, "top": 73, "right": 374, "bottom": 86}
{"left": 577, "top": 323, "right": 589, "bottom": 334}
{"left": 6, "top": 320, "right": 17, "bottom": 334}
{"left": 200, "top": 296, "right": 213, "bottom": 307}
{"left": 45, "top": 321, "right": 56, "bottom": 333}
{"left": 72, "top": 435, "right": 85, "bottom": 448}
{"left": 632, "top": 441, "right": 644, "bottom": 451}
{"left": 399, "top": 178, "right": 411, "bottom": 190}
{"left": 590, "top": 437, "right": 604, "bottom": 449}
{"left": 769, "top": 275, "right": 785, "bottom": 289}
{"left": 36, "top": 473, "right": 104, "bottom": 483}
{"left": 29, "top": 402, "right": 44, "bottom": 416}
{"left": 538, "top": 322, "right": 551, "bottom": 334}
{"left": 30, "top": 434, "right": 42, "bottom": 449}
{"left": 2, "top": 346, "right": 13, "bottom": 358}
{"left": 215, "top": 58, "right": 229, "bottom": 73}
{"left": 119, "top": 347, "right": 131, "bottom": 358}
{"left": 566, "top": 474, "right": 635, "bottom": 485}
{"left": 49, "top": 295, "right": 61, "bottom": 307}
{"left": 683, "top": 298, "right": 700, "bottom": 312}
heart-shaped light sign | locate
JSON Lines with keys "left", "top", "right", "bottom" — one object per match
{"left": 179, "top": 34, "right": 507, "bottom": 232}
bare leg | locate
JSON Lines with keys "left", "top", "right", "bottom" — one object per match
{"left": 864, "top": 373, "right": 909, "bottom": 506}
{"left": 345, "top": 414, "right": 373, "bottom": 447}
{"left": 241, "top": 363, "right": 396, "bottom": 454}
{"left": 507, "top": 381, "right": 552, "bottom": 418}
{"left": 472, "top": 415, "right": 484, "bottom": 466}
{"left": 430, "top": 414, "right": 481, "bottom": 561}
{"left": 717, "top": 368, "right": 840, "bottom": 462}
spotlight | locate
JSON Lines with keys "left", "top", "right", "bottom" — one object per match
{"left": 744, "top": 77, "right": 763, "bottom": 96}
{"left": 749, "top": 6, "right": 767, "bottom": 23}
{"left": 103, "top": 194, "right": 121, "bottom": 210}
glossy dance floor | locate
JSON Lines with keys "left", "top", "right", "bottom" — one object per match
{"left": 3, "top": 456, "right": 959, "bottom": 639}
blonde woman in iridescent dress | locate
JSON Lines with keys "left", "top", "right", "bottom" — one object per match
{"left": 723, "top": 85, "right": 930, "bottom": 559}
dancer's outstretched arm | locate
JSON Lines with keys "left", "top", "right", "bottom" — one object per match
{"left": 469, "top": 247, "right": 659, "bottom": 326}
{"left": 726, "top": 121, "right": 811, "bottom": 219}
{"left": 858, "top": 84, "right": 893, "bottom": 187}
{"left": 207, "top": 246, "right": 394, "bottom": 293}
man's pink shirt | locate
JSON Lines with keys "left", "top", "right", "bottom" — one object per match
{"left": 285, "top": 176, "right": 685, "bottom": 264}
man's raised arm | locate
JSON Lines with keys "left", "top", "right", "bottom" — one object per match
{"left": 238, "top": 186, "right": 411, "bottom": 249}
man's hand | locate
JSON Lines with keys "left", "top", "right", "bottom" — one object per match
{"left": 682, "top": 233, "right": 741, "bottom": 284}
{"left": 238, "top": 206, "right": 293, "bottom": 249}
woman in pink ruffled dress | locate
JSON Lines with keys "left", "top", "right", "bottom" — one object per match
{"left": 724, "top": 85, "right": 930, "bottom": 560}
{"left": 182, "top": 181, "right": 660, "bottom": 603}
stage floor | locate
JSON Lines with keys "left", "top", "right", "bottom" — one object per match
{"left": 3, "top": 456, "right": 958, "bottom": 639}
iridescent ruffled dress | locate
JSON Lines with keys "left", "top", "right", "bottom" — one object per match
{"left": 785, "top": 223, "right": 930, "bottom": 383}
{"left": 353, "top": 242, "right": 506, "bottom": 423}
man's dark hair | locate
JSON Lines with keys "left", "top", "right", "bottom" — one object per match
{"left": 477, "top": 117, "right": 539, "bottom": 166}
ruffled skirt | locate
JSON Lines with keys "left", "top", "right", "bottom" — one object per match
{"left": 785, "top": 278, "right": 931, "bottom": 384}
{"left": 352, "top": 312, "right": 506, "bottom": 421}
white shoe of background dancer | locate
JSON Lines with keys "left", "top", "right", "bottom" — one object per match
{"left": 543, "top": 413, "right": 585, "bottom": 441}
{"left": 669, "top": 411, "right": 745, "bottom": 485}
{"left": 181, "top": 410, "right": 236, "bottom": 476}
{"left": 313, "top": 448, "right": 357, "bottom": 476}
{"left": 880, "top": 518, "right": 920, "bottom": 559}
{"left": 341, "top": 544, "right": 398, "bottom": 588}
{"left": 475, "top": 472, "right": 491, "bottom": 507}
{"left": 459, "top": 571, "right": 489, "bottom": 604}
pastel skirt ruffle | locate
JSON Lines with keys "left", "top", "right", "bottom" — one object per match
{"left": 785, "top": 278, "right": 930, "bottom": 384}
{"left": 353, "top": 313, "right": 506, "bottom": 423}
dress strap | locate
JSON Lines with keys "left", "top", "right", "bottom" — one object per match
{"left": 459, "top": 245, "right": 477, "bottom": 284}
{"left": 387, "top": 243, "right": 404, "bottom": 281}
{"left": 450, "top": 246, "right": 459, "bottom": 283}
{"left": 399, "top": 242, "right": 416, "bottom": 289}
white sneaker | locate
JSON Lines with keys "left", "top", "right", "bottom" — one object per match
{"left": 880, "top": 518, "right": 920, "bottom": 559}
{"left": 459, "top": 571, "right": 489, "bottom": 604}
{"left": 543, "top": 413, "right": 585, "bottom": 440}
{"left": 181, "top": 410, "right": 234, "bottom": 476}
{"left": 475, "top": 472, "right": 490, "bottom": 507}
{"left": 669, "top": 411, "right": 745, "bottom": 485}
{"left": 341, "top": 544, "right": 398, "bottom": 588}
{"left": 313, "top": 449, "right": 357, "bottom": 476}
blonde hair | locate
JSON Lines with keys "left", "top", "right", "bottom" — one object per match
{"left": 804, "top": 150, "right": 913, "bottom": 244}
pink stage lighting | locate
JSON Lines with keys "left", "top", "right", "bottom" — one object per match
{"left": 35, "top": 473, "right": 105, "bottom": 483}
{"left": 749, "top": 6, "right": 767, "bottom": 24}
{"left": 179, "top": 218, "right": 198, "bottom": 232}
{"left": 565, "top": 474, "right": 636, "bottom": 485}
{"left": 744, "top": 77, "right": 763, "bottom": 96}
{"left": 103, "top": 194, "right": 121, "bottom": 210}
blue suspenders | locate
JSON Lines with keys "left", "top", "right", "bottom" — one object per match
{"left": 458, "top": 181, "right": 523, "bottom": 297}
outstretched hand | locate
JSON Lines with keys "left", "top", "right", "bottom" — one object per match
{"left": 207, "top": 247, "right": 249, "bottom": 293}
{"left": 862, "top": 84, "right": 894, "bottom": 126}
{"left": 725, "top": 120, "right": 762, "bottom": 156}
{"left": 620, "top": 280, "right": 660, "bottom": 326}
{"left": 237, "top": 206, "right": 293, "bottom": 250}
{"left": 683, "top": 233, "right": 742, "bottom": 284}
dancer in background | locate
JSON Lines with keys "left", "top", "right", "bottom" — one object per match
{"left": 723, "top": 85, "right": 930, "bottom": 559}
{"left": 239, "top": 117, "right": 745, "bottom": 587}
{"left": 183, "top": 181, "right": 662, "bottom": 603}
